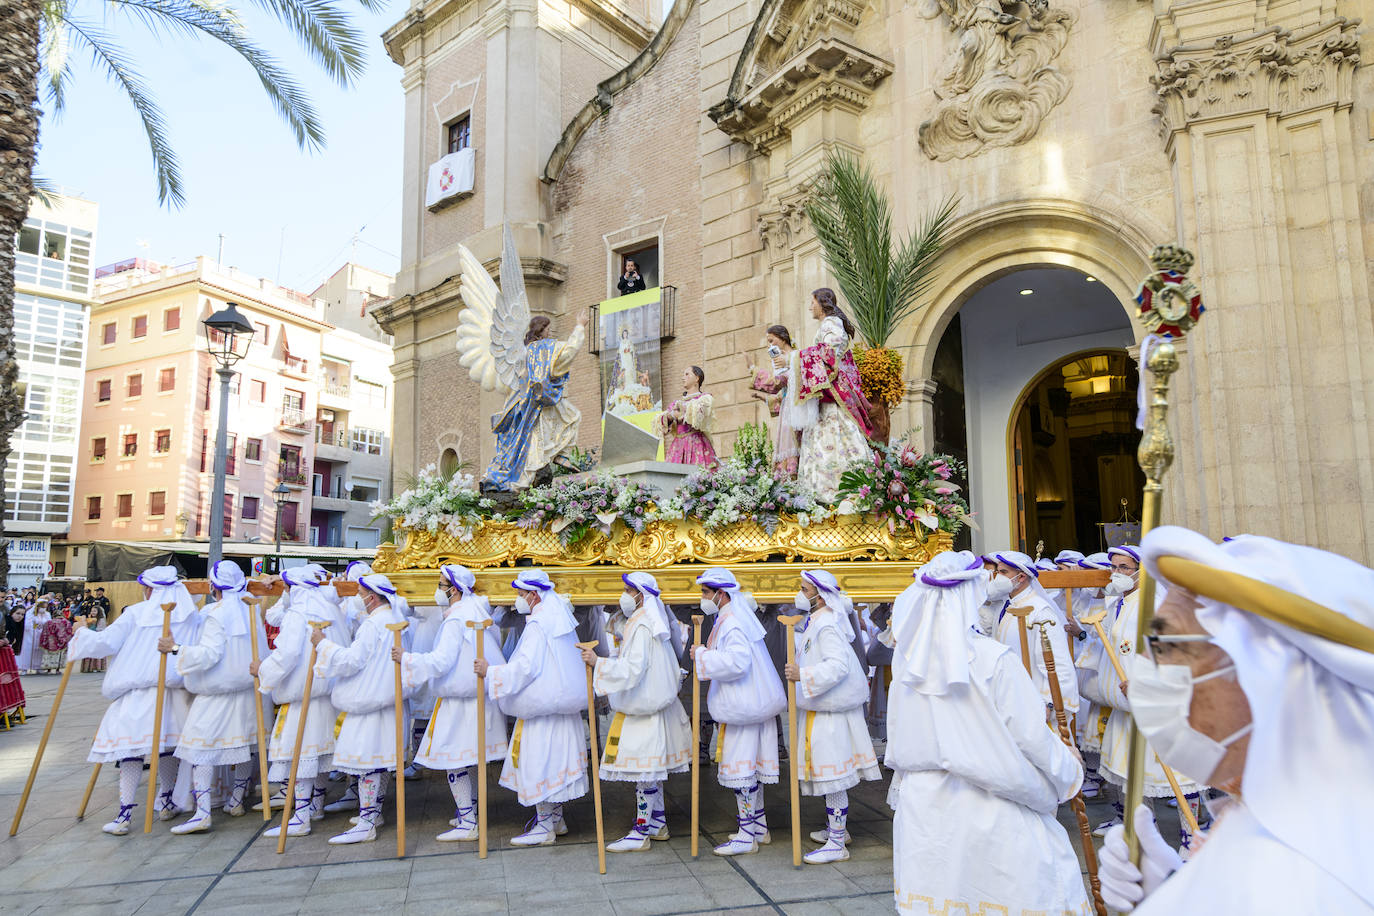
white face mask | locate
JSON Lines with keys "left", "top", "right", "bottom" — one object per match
{"left": 985, "top": 575, "right": 1014, "bottom": 603}
{"left": 618, "top": 592, "right": 637, "bottom": 615}
{"left": 434, "top": 587, "right": 450, "bottom": 608}
{"left": 700, "top": 592, "right": 719, "bottom": 616}
{"left": 1128, "top": 652, "right": 1253, "bottom": 784}
{"left": 1105, "top": 572, "right": 1137, "bottom": 597}
{"left": 514, "top": 595, "right": 532, "bottom": 615}
{"left": 794, "top": 590, "right": 814, "bottom": 613}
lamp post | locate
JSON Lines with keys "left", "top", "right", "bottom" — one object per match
{"left": 272, "top": 482, "right": 291, "bottom": 574}
{"left": 203, "top": 303, "right": 256, "bottom": 568}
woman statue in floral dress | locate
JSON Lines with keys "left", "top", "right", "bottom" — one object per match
{"left": 656, "top": 366, "right": 718, "bottom": 468}
{"left": 790, "top": 289, "right": 874, "bottom": 503}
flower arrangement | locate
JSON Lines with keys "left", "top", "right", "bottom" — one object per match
{"left": 551, "top": 445, "right": 599, "bottom": 478}
{"left": 517, "top": 470, "right": 655, "bottom": 547}
{"left": 653, "top": 436, "right": 829, "bottom": 533}
{"left": 854, "top": 345, "right": 906, "bottom": 409}
{"left": 371, "top": 464, "right": 494, "bottom": 542}
{"left": 836, "top": 435, "right": 973, "bottom": 534}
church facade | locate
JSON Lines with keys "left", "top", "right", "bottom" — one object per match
{"left": 376, "top": 0, "right": 1374, "bottom": 562}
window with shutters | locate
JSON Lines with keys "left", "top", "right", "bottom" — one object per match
{"left": 163, "top": 307, "right": 180, "bottom": 331}
{"left": 149, "top": 491, "right": 167, "bottom": 517}
{"left": 122, "top": 433, "right": 138, "bottom": 457}
{"left": 116, "top": 493, "right": 133, "bottom": 518}
{"left": 127, "top": 373, "right": 142, "bottom": 398}
{"left": 133, "top": 315, "right": 148, "bottom": 338}
{"left": 87, "top": 496, "right": 101, "bottom": 520}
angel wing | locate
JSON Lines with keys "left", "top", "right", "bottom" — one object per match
{"left": 453, "top": 224, "right": 530, "bottom": 392}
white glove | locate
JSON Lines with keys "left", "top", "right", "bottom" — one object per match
{"left": 1104, "top": 572, "right": 1135, "bottom": 598}
{"left": 1099, "top": 804, "right": 1184, "bottom": 912}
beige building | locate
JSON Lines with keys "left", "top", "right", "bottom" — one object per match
{"left": 66, "top": 257, "right": 395, "bottom": 570}
{"left": 378, "top": 0, "right": 1374, "bottom": 562}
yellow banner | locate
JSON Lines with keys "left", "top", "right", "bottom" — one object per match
{"left": 598, "top": 286, "right": 661, "bottom": 317}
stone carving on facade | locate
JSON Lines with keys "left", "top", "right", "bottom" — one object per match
{"left": 1151, "top": 19, "right": 1360, "bottom": 137}
{"left": 916, "top": 0, "right": 1075, "bottom": 161}
{"left": 758, "top": 190, "right": 816, "bottom": 262}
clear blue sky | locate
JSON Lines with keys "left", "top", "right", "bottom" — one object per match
{"left": 36, "top": 1, "right": 405, "bottom": 293}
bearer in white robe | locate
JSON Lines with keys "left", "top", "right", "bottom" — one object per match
{"left": 252, "top": 565, "right": 339, "bottom": 836}
{"left": 1068, "top": 551, "right": 1111, "bottom": 797}
{"left": 310, "top": 572, "right": 408, "bottom": 845}
{"left": 159, "top": 560, "right": 267, "bottom": 833}
{"left": 67, "top": 565, "right": 200, "bottom": 835}
{"left": 1101, "top": 527, "right": 1374, "bottom": 914}
{"left": 690, "top": 568, "right": 787, "bottom": 856}
{"left": 1091, "top": 545, "right": 1202, "bottom": 841}
{"left": 474, "top": 569, "right": 588, "bottom": 846}
{"left": 989, "top": 551, "right": 1080, "bottom": 719}
{"left": 580, "top": 571, "right": 692, "bottom": 852}
{"left": 783, "top": 570, "right": 880, "bottom": 864}
{"left": 395, "top": 564, "right": 508, "bottom": 841}
{"left": 886, "top": 551, "right": 1090, "bottom": 914}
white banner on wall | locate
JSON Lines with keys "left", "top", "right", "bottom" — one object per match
{"left": 7, "top": 536, "right": 51, "bottom": 588}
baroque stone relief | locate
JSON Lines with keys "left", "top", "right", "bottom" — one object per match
{"left": 916, "top": 0, "right": 1075, "bottom": 161}
{"left": 1151, "top": 19, "right": 1360, "bottom": 137}
{"left": 758, "top": 185, "right": 818, "bottom": 261}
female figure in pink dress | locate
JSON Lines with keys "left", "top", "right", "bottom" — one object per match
{"left": 656, "top": 366, "right": 718, "bottom": 468}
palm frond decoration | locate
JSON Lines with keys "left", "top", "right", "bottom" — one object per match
{"left": 804, "top": 153, "right": 958, "bottom": 348}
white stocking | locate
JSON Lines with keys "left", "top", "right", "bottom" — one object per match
{"left": 118, "top": 758, "right": 141, "bottom": 807}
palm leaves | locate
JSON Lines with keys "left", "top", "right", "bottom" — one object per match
{"left": 37, "top": 0, "right": 376, "bottom": 207}
{"left": 804, "top": 153, "right": 958, "bottom": 348}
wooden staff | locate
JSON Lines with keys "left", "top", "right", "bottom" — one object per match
{"left": 77, "top": 762, "right": 101, "bottom": 820}
{"left": 9, "top": 618, "right": 86, "bottom": 836}
{"left": 1080, "top": 609, "right": 1201, "bottom": 836}
{"left": 245, "top": 597, "right": 272, "bottom": 821}
{"left": 467, "top": 619, "right": 493, "bottom": 859}
{"left": 575, "top": 640, "right": 607, "bottom": 875}
{"left": 277, "top": 619, "right": 328, "bottom": 854}
{"left": 386, "top": 621, "right": 409, "bottom": 859}
{"left": 1033, "top": 621, "right": 1107, "bottom": 916}
{"left": 778, "top": 613, "right": 804, "bottom": 868}
{"left": 1007, "top": 605, "right": 1033, "bottom": 675}
{"left": 144, "top": 603, "right": 176, "bottom": 834}
{"left": 689, "top": 614, "right": 703, "bottom": 859}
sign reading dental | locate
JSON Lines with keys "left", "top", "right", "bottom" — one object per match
{"left": 6, "top": 536, "right": 51, "bottom": 589}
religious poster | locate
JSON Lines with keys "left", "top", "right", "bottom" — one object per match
{"left": 598, "top": 287, "right": 664, "bottom": 453}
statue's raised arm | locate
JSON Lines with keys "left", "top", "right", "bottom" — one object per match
{"left": 454, "top": 224, "right": 585, "bottom": 492}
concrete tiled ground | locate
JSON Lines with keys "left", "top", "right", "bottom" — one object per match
{"left": 1, "top": 674, "right": 1145, "bottom": 915}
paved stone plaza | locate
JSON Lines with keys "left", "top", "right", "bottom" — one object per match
{"left": 0, "top": 673, "right": 1128, "bottom": 915}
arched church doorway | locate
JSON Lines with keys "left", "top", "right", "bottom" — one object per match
{"left": 928, "top": 265, "right": 1137, "bottom": 554}
{"left": 1010, "top": 351, "right": 1143, "bottom": 554}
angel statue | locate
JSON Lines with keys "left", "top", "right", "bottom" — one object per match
{"left": 454, "top": 225, "right": 587, "bottom": 491}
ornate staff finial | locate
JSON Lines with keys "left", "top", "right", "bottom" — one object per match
{"left": 1123, "top": 243, "right": 1204, "bottom": 866}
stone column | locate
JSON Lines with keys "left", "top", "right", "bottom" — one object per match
{"left": 1152, "top": 8, "right": 1374, "bottom": 560}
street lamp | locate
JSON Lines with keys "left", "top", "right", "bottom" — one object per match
{"left": 203, "top": 302, "right": 256, "bottom": 568}
{"left": 272, "top": 482, "right": 291, "bottom": 574}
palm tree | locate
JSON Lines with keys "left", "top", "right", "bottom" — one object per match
{"left": 0, "top": 0, "right": 379, "bottom": 583}
{"left": 804, "top": 153, "right": 957, "bottom": 442}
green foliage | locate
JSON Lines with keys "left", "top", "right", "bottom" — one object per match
{"left": 804, "top": 153, "right": 958, "bottom": 347}
{"left": 37, "top": 0, "right": 375, "bottom": 207}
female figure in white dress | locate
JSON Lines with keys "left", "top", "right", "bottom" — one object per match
{"left": 581, "top": 571, "right": 693, "bottom": 852}
{"left": 396, "top": 564, "right": 509, "bottom": 842}
{"left": 15, "top": 602, "right": 49, "bottom": 673}
{"left": 790, "top": 288, "right": 874, "bottom": 503}
{"left": 886, "top": 551, "right": 1090, "bottom": 914}
{"left": 783, "top": 569, "right": 881, "bottom": 864}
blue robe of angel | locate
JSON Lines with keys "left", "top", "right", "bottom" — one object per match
{"left": 483, "top": 338, "right": 567, "bottom": 489}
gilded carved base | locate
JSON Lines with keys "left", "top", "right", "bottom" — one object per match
{"left": 371, "top": 516, "right": 954, "bottom": 603}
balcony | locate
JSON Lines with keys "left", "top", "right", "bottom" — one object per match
{"left": 279, "top": 408, "right": 309, "bottom": 434}
{"left": 283, "top": 355, "right": 310, "bottom": 379}
{"left": 278, "top": 462, "right": 307, "bottom": 488}
{"left": 318, "top": 378, "right": 351, "bottom": 409}
{"left": 314, "top": 426, "right": 353, "bottom": 462}
{"left": 312, "top": 494, "right": 351, "bottom": 513}
{"left": 276, "top": 524, "right": 306, "bottom": 543}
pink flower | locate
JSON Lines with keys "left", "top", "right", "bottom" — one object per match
{"left": 858, "top": 485, "right": 871, "bottom": 496}
{"left": 935, "top": 487, "right": 953, "bottom": 495}
{"left": 887, "top": 480, "right": 907, "bottom": 498}
{"left": 899, "top": 448, "right": 918, "bottom": 468}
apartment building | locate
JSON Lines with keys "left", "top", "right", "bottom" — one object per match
{"left": 6, "top": 195, "right": 98, "bottom": 586}
{"left": 68, "top": 256, "right": 393, "bottom": 563}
